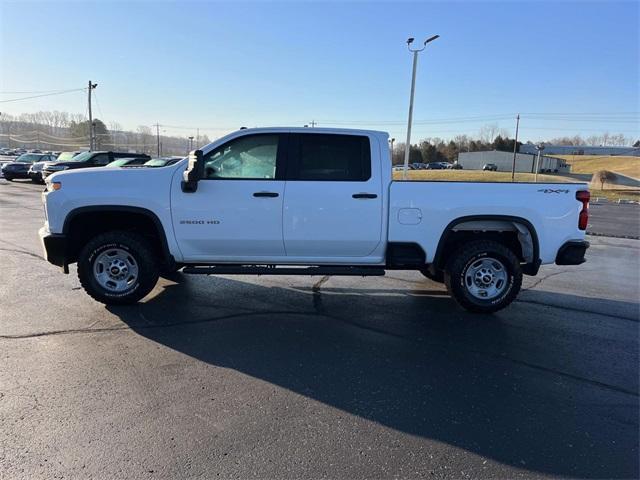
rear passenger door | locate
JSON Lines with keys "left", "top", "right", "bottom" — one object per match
{"left": 283, "top": 133, "right": 383, "bottom": 259}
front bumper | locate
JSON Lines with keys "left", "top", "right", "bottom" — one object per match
{"left": 39, "top": 227, "right": 70, "bottom": 271}
{"left": 3, "top": 170, "right": 29, "bottom": 179}
{"left": 555, "top": 240, "right": 589, "bottom": 265}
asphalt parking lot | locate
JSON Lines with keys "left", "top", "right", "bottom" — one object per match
{"left": 1, "top": 179, "right": 638, "bottom": 479}
{"left": 588, "top": 203, "right": 640, "bottom": 239}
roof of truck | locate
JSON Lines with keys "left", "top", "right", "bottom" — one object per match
{"left": 230, "top": 127, "right": 388, "bottom": 136}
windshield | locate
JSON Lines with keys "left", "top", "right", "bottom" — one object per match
{"left": 63, "top": 151, "right": 93, "bottom": 162}
{"left": 107, "top": 159, "right": 131, "bottom": 167}
{"left": 56, "top": 152, "right": 78, "bottom": 162}
{"left": 144, "top": 159, "right": 167, "bottom": 167}
{"left": 16, "top": 154, "right": 42, "bottom": 163}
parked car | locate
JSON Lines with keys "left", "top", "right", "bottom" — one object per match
{"left": 106, "top": 157, "right": 151, "bottom": 168}
{"left": 42, "top": 151, "right": 151, "bottom": 179}
{"left": 451, "top": 162, "right": 463, "bottom": 170}
{"left": 483, "top": 163, "right": 498, "bottom": 171}
{"left": 29, "top": 154, "right": 61, "bottom": 183}
{"left": 144, "top": 157, "right": 182, "bottom": 168}
{"left": 425, "top": 162, "right": 446, "bottom": 170}
{"left": 39, "top": 127, "right": 590, "bottom": 314}
{"left": 2, "top": 153, "right": 56, "bottom": 181}
{"left": 0, "top": 160, "right": 11, "bottom": 177}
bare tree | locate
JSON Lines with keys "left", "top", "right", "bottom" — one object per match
{"left": 479, "top": 124, "right": 508, "bottom": 144}
{"left": 595, "top": 170, "right": 617, "bottom": 190}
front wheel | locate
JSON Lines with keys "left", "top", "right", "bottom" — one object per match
{"left": 444, "top": 240, "right": 522, "bottom": 313}
{"left": 77, "top": 231, "right": 159, "bottom": 305}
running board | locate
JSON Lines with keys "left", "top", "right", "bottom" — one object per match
{"left": 182, "top": 265, "right": 386, "bottom": 276}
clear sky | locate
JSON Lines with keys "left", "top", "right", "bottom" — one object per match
{"left": 1, "top": 0, "right": 638, "bottom": 143}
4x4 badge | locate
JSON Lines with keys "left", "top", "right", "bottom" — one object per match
{"left": 537, "top": 189, "right": 569, "bottom": 194}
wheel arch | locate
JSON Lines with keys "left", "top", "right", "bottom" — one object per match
{"left": 432, "top": 215, "right": 540, "bottom": 275}
{"left": 63, "top": 205, "right": 175, "bottom": 267}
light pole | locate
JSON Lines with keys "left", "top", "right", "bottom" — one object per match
{"left": 534, "top": 143, "right": 545, "bottom": 182}
{"left": 188, "top": 136, "right": 194, "bottom": 151}
{"left": 402, "top": 34, "right": 439, "bottom": 180}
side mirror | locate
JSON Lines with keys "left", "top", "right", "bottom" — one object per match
{"left": 182, "top": 149, "right": 204, "bottom": 193}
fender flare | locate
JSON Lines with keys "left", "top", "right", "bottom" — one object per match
{"left": 432, "top": 215, "right": 540, "bottom": 275}
{"left": 63, "top": 205, "right": 174, "bottom": 265}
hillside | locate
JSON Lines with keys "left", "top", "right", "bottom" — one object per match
{"left": 556, "top": 155, "right": 640, "bottom": 179}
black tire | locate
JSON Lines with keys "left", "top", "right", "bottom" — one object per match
{"left": 444, "top": 240, "right": 522, "bottom": 314}
{"left": 77, "top": 231, "right": 159, "bottom": 305}
{"left": 420, "top": 268, "right": 444, "bottom": 283}
{"left": 5, "top": 177, "right": 13, "bottom": 182}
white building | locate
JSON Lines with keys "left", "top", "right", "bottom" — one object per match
{"left": 457, "top": 150, "right": 569, "bottom": 173}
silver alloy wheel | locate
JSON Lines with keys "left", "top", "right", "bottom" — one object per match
{"left": 93, "top": 248, "right": 139, "bottom": 292}
{"left": 464, "top": 257, "right": 508, "bottom": 300}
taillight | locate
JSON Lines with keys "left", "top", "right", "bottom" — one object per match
{"left": 576, "top": 190, "right": 590, "bottom": 230}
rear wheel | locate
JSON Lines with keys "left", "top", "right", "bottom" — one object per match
{"left": 444, "top": 240, "right": 522, "bottom": 313}
{"left": 77, "top": 231, "right": 159, "bottom": 305}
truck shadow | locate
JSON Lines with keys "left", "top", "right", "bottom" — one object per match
{"left": 108, "top": 273, "right": 639, "bottom": 479}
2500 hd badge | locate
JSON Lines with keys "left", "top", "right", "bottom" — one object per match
{"left": 179, "top": 220, "right": 220, "bottom": 225}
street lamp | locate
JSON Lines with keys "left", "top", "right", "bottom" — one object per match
{"left": 188, "top": 136, "right": 194, "bottom": 151}
{"left": 402, "top": 34, "right": 439, "bottom": 179}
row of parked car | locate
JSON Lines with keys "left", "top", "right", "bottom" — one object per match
{"left": 392, "top": 161, "right": 463, "bottom": 171}
{"left": 0, "top": 147, "right": 63, "bottom": 157}
{"left": 0, "top": 150, "right": 183, "bottom": 183}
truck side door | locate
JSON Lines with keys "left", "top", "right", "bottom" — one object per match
{"left": 171, "top": 133, "right": 287, "bottom": 261}
{"left": 282, "top": 133, "right": 383, "bottom": 258}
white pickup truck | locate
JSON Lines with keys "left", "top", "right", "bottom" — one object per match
{"left": 39, "top": 127, "right": 590, "bottom": 313}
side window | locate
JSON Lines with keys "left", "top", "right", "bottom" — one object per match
{"left": 294, "top": 134, "right": 371, "bottom": 181}
{"left": 92, "top": 154, "right": 111, "bottom": 165}
{"left": 203, "top": 134, "right": 279, "bottom": 180}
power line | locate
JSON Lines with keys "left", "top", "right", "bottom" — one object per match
{"left": 0, "top": 88, "right": 87, "bottom": 103}
{"left": 0, "top": 88, "right": 86, "bottom": 94}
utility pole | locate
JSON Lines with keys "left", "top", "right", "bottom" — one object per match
{"left": 403, "top": 35, "right": 439, "bottom": 180}
{"left": 87, "top": 81, "right": 97, "bottom": 150}
{"left": 155, "top": 123, "right": 160, "bottom": 157}
{"left": 310, "top": 120, "right": 317, "bottom": 128}
{"left": 389, "top": 137, "right": 395, "bottom": 162}
{"left": 196, "top": 128, "right": 200, "bottom": 147}
{"left": 511, "top": 113, "right": 520, "bottom": 181}
{"left": 534, "top": 143, "right": 545, "bottom": 182}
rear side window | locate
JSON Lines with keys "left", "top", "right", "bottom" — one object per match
{"left": 292, "top": 134, "right": 371, "bottom": 181}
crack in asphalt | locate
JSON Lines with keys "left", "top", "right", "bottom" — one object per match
{"left": 0, "top": 309, "right": 322, "bottom": 340}
{"left": 0, "top": 247, "right": 44, "bottom": 260}
{"left": 0, "top": 238, "right": 44, "bottom": 259}
{"left": 516, "top": 298, "right": 639, "bottom": 323}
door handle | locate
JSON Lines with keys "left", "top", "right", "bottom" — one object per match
{"left": 352, "top": 193, "right": 378, "bottom": 199}
{"left": 253, "top": 191, "right": 279, "bottom": 198}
